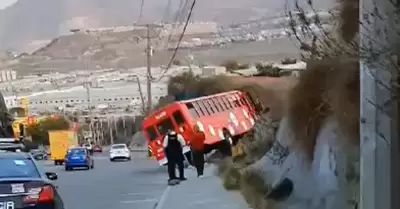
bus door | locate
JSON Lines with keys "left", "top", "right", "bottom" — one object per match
{"left": 170, "top": 110, "right": 190, "bottom": 140}
{"left": 144, "top": 125, "right": 160, "bottom": 154}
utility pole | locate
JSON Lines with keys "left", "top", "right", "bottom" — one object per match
{"left": 123, "top": 116, "right": 126, "bottom": 137}
{"left": 84, "top": 82, "right": 93, "bottom": 143}
{"left": 359, "top": 0, "right": 399, "bottom": 209}
{"left": 113, "top": 115, "right": 118, "bottom": 139}
{"left": 186, "top": 52, "right": 194, "bottom": 73}
{"left": 146, "top": 24, "right": 153, "bottom": 115}
{"left": 133, "top": 75, "right": 146, "bottom": 114}
{"left": 108, "top": 115, "right": 114, "bottom": 145}
{"left": 100, "top": 119, "right": 104, "bottom": 145}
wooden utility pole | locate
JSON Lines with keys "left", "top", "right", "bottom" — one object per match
{"left": 108, "top": 115, "right": 114, "bottom": 145}
{"left": 84, "top": 82, "right": 93, "bottom": 143}
{"left": 146, "top": 24, "right": 153, "bottom": 115}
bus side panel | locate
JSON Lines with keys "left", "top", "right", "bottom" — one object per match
{"left": 177, "top": 103, "right": 196, "bottom": 133}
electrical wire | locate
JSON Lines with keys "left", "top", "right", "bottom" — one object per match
{"left": 154, "top": 0, "right": 196, "bottom": 82}
{"left": 133, "top": 0, "right": 145, "bottom": 24}
{"left": 155, "top": 0, "right": 188, "bottom": 49}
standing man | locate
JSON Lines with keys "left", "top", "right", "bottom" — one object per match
{"left": 163, "top": 129, "right": 187, "bottom": 183}
{"left": 189, "top": 124, "right": 206, "bottom": 178}
{"left": 221, "top": 128, "right": 233, "bottom": 157}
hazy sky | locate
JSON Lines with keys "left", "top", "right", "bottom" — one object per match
{"left": 0, "top": 0, "right": 17, "bottom": 10}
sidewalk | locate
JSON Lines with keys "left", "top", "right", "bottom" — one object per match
{"left": 156, "top": 164, "right": 251, "bottom": 209}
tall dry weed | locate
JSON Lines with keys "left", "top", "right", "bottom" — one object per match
{"left": 328, "top": 60, "right": 360, "bottom": 144}
{"left": 240, "top": 168, "right": 273, "bottom": 209}
{"left": 337, "top": 0, "right": 359, "bottom": 43}
{"left": 287, "top": 60, "right": 336, "bottom": 161}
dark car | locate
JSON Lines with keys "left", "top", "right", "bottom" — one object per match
{"left": 0, "top": 138, "right": 64, "bottom": 209}
{"left": 0, "top": 152, "right": 64, "bottom": 209}
{"left": 30, "top": 149, "right": 48, "bottom": 161}
{"left": 92, "top": 144, "right": 102, "bottom": 153}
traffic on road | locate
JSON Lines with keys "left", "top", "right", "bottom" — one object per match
{"left": 0, "top": 138, "right": 172, "bottom": 209}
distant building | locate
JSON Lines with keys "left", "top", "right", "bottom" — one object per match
{"left": 0, "top": 70, "right": 17, "bottom": 82}
{"left": 201, "top": 66, "right": 226, "bottom": 77}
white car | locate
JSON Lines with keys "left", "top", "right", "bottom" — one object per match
{"left": 109, "top": 144, "right": 131, "bottom": 161}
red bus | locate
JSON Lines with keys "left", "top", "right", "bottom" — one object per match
{"left": 142, "top": 90, "right": 259, "bottom": 165}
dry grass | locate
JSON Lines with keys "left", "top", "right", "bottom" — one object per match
{"left": 240, "top": 168, "right": 274, "bottom": 209}
{"left": 337, "top": 0, "right": 359, "bottom": 43}
{"left": 216, "top": 113, "right": 281, "bottom": 206}
{"left": 216, "top": 58, "right": 360, "bottom": 209}
{"left": 327, "top": 60, "right": 360, "bottom": 144}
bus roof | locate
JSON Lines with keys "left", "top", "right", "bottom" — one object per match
{"left": 142, "top": 90, "right": 242, "bottom": 127}
{"left": 179, "top": 90, "right": 241, "bottom": 104}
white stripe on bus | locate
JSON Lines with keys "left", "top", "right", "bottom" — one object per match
{"left": 228, "top": 125, "right": 235, "bottom": 135}
{"left": 208, "top": 125, "right": 216, "bottom": 136}
{"left": 241, "top": 121, "right": 248, "bottom": 130}
{"left": 196, "top": 121, "right": 205, "bottom": 132}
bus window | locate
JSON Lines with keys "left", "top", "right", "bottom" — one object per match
{"left": 234, "top": 99, "right": 241, "bottom": 107}
{"left": 156, "top": 117, "right": 174, "bottom": 136}
{"left": 146, "top": 126, "right": 158, "bottom": 141}
{"left": 216, "top": 97, "right": 227, "bottom": 111}
{"left": 172, "top": 111, "right": 185, "bottom": 125}
{"left": 198, "top": 101, "right": 210, "bottom": 115}
{"left": 193, "top": 101, "right": 204, "bottom": 116}
{"left": 241, "top": 96, "right": 250, "bottom": 107}
{"left": 209, "top": 99, "right": 219, "bottom": 113}
{"left": 205, "top": 99, "right": 216, "bottom": 114}
{"left": 203, "top": 100, "right": 214, "bottom": 114}
{"left": 222, "top": 96, "right": 233, "bottom": 109}
{"left": 185, "top": 103, "right": 199, "bottom": 118}
{"left": 211, "top": 98, "right": 222, "bottom": 112}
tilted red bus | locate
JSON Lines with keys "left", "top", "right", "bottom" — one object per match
{"left": 142, "top": 90, "right": 259, "bottom": 165}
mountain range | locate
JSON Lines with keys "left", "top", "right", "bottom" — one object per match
{"left": 0, "top": 0, "right": 333, "bottom": 52}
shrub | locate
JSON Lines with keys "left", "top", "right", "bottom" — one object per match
{"left": 281, "top": 57, "right": 297, "bottom": 65}
{"left": 222, "top": 60, "right": 240, "bottom": 71}
{"left": 255, "top": 63, "right": 281, "bottom": 77}
{"left": 172, "top": 60, "right": 182, "bottom": 65}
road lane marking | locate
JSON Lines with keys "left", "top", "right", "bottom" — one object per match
{"left": 122, "top": 191, "right": 162, "bottom": 196}
{"left": 154, "top": 186, "right": 171, "bottom": 209}
{"left": 120, "top": 199, "right": 157, "bottom": 204}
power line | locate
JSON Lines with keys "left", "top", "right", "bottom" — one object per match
{"left": 163, "top": 0, "right": 190, "bottom": 49}
{"left": 155, "top": 0, "right": 196, "bottom": 82}
{"left": 134, "top": 0, "right": 145, "bottom": 24}
{"left": 153, "top": 0, "right": 188, "bottom": 50}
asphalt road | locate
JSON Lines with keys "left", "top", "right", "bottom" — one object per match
{"left": 39, "top": 152, "right": 169, "bottom": 209}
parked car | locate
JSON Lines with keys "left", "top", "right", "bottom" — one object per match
{"left": 64, "top": 147, "right": 94, "bottom": 170}
{"left": 30, "top": 149, "right": 48, "bottom": 160}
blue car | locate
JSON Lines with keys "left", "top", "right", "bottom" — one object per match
{"left": 64, "top": 147, "right": 94, "bottom": 171}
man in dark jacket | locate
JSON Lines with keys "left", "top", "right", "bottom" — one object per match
{"left": 163, "top": 130, "right": 187, "bottom": 182}
{"left": 221, "top": 128, "right": 233, "bottom": 157}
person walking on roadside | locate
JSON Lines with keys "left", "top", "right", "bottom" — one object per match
{"left": 163, "top": 129, "right": 187, "bottom": 182}
{"left": 189, "top": 124, "right": 206, "bottom": 178}
{"left": 221, "top": 128, "right": 233, "bottom": 157}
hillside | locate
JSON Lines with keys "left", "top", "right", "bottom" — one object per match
{"left": 0, "top": 0, "right": 334, "bottom": 51}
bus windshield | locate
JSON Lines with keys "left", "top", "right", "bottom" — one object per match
{"left": 156, "top": 117, "right": 174, "bottom": 136}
